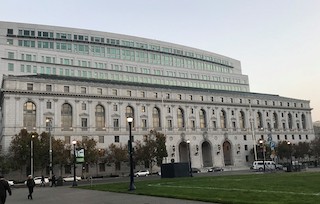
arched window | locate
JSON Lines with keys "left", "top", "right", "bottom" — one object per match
{"left": 301, "top": 114, "right": 306, "bottom": 129}
{"left": 199, "top": 109, "right": 207, "bottom": 128}
{"left": 152, "top": 107, "right": 161, "bottom": 128}
{"left": 177, "top": 108, "right": 185, "bottom": 129}
{"left": 273, "top": 112, "right": 278, "bottom": 129}
{"left": 95, "top": 104, "right": 105, "bottom": 130}
{"left": 288, "top": 113, "right": 293, "bottom": 129}
{"left": 61, "top": 103, "right": 72, "bottom": 131}
{"left": 220, "top": 110, "right": 227, "bottom": 129}
{"left": 126, "top": 106, "right": 134, "bottom": 127}
{"left": 256, "top": 112, "right": 263, "bottom": 129}
{"left": 23, "top": 101, "right": 36, "bottom": 130}
{"left": 239, "top": 111, "right": 245, "bottom": 129}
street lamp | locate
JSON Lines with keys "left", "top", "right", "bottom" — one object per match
{"left": 186, "top": 140, "right": 193, "bottom": 177}
{"left": 46, "top": 118, "right": 53, "bottom": 185}
{"left": 72, "top": 140, "right": 78, "bottom": 187}
{"left": 259, "top": 139, "right": 266, "bottom": 172}
{"left": 127, "top": 116, "right": 135, "bottom": 191}
{"left": 30, "top": 134, "right": 35, "bottom": 177}
{"left": 287, "top": 141, "right": 292, "bottom": 172}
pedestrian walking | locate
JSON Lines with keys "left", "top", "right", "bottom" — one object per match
{"left": 51, "top": 174, "right": 56, "bottom": 187}
{"left": 40, "top": 175, "right": 45, "bottom": 187}
{"left": 26, "top": 175, "right": 35, "bottom": 200}
{"left": 0, "top": 175, "right": 12, "bottom": 204}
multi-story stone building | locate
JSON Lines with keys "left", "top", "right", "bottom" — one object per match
{"left": 0, "top": 21, "right": 314, "bottom": 174}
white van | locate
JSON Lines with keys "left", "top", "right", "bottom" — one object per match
{"left": 252, "top": 161, "right": 276, "bottom": 171}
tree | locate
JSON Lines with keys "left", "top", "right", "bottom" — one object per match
{"left": 276, "top": 141, "right": 292, "bottom": 161}
{"left": 77, "top": 138, "right": 99, "bottom": 165}
{"left": 8, "top": 129, "right": 32, "bottom": 174}
{"left": 106, "top": 143, "right": 128, "bottom": 172}
{"left": 310, "top": 137, "right": 320, "bottom": 163}
{"left": 52, "top": 139, "right": 72, "bottom": 175}
{"left": 293, "top": 142, "right": 311, "bottom": 161}
{"left": 154, "top": 131, "right": 168, "bottom": 166}
{"left": 134, "top": 130, "right": 167, "bottom": 172}
{"left": 0, "top": 153, "right": 11, "bottom": 175}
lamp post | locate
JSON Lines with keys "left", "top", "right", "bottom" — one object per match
{"left": 46, "top": 118, "right": 53, "bottom": 185}
{"left": 287, "top": 141, "right": 292, "bottom": 172}
{"left": 31, "top": 134, "right": 35, "bottom": 177}
{"left": 186, "top": 140, "right": 193, "bottom": 177}
{"left": 127, "top": 116, "right": 135, "bottom": 191}
{"left": 259, "top": 139, "right": 266, "bottom": 172}
{"left": 72, "top": 140, "right": 78, "bottom": 187}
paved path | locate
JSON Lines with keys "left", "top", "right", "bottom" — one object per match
{"left": 7, "top": 185, "right": 214, "bottom": 204}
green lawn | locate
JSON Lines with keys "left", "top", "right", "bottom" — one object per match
{"left": 79, "top": 172, "right": 320, "bottom": 204}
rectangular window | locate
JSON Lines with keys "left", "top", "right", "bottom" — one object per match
{"left": 81, "top": 118, "right": 88, "bottom": 131}
{"left": 141, "top": 106, "right": 146, "bottom": 112}
{"left": 141, "top": 91, "right": 145, "bottom": 97}
{"left": 8, "top": 52, "right": 14, "bottom": 59}
{"left": 65, "top": 136, "right": 70, "bottom": 144}
{"left": 81, "top": 87, "right": 86, "bottom": 94}
{"left": 245, "top": 145, "right": 248, "bottom": 151}
{"left": 99, "top": 163, "right": 105, "bottom": 172}
{"left": 27, "top": 83, "right": 33, "bottom": 90}
{"left": 213, "top": 121, "right": 217, "bottom": 129}
{"left": 243, "top": 135, "right": 247, "bottom": 141}
{"left": 97, "top": 88, "right": 102, "bottom": 95}
{"left": 64, "top": 86, "right": 69, "bottom": 93}
{"left": 82, "top": 103, "right": 86, "bottom": 110}
{"left": 167, "top": 119, "right": 173, "bottom": 129}
{"left": 99, "top": 136, "right": 104, "bottom": 143}
{"left": 46, "top": 101, "right": 52, "bottom": 109}
{"left": 191, "top": 120, "right": 195, "bottom": 130}
{"left": 113, "top": 104, "right": 118, "bottom": 111}
{"left": 8, "top": 63, "right": 14, "bottom": 71}
{"left": 113, "top": 119, "right": 119, "bottom": 130}
{"left": 277, "top": 135, "right": 280, "bottom": 140}
{"left": 112, "top": 89, "right": 117, "bottom": 96}
{"left": 292, "top": 135, "right": 295, "bottom": 140}
{"left": 127, "top": 90, "right": 132, "bottom": 96}
{"left": 46, "top": 85, "right": 52, "bottom": 92}
{"left": 7, "top": 39, "right": 13, "bottom": 45}
{"left": 114, "top": 136, "right": 120, "bottom": 143}
{"left": 142, "top": 119, "right": 147, "bottom": 130}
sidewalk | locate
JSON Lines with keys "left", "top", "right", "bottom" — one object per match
{"left": 7, "top": 185, "right": 214, "bottom": 204}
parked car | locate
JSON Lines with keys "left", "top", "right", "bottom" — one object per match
{"left": 207, "top": 167, "right": 224, "bottom": 172}
{"left": 63, "top": 175, "right": 82, "bottom": 182}
{"left": 8, "top": 180, "right": 14, "bottom": 186}
{"left": 24, "top": 176, "right": 49, "bottom": 185}
{"left": 134, "top": 170, "right": 150, "bottom": 177}
{"left": 252, "top": 161, "right": 276, "bottom": 171}
{"left": 191, "top": 168, "right": 201, "bottom": 173}
{"left": 275, "top": 164, "right": 284, "bottom": 170}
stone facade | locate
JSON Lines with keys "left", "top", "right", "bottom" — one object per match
{"left": 0, "top": 75, "right": 314, "bottom": 173}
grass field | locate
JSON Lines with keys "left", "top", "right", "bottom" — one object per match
{"left": 79, "top": 172, "right": 320, "bottom": 204}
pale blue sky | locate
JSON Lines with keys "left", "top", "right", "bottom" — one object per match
{"left": 1, "top": 0, "right": 319, "bottom": 121}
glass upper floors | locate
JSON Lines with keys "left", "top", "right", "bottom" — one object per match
{"left": 0, "top": 21, "right": 250, "bottom": 92}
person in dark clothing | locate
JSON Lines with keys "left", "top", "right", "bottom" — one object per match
{"left": 26, "top": 175, "right": 35, "bottom": 200}
{"left": 0, "top": 175, "right": 12, "bottom": 204}
{"left": 40, "top": 175, "right": 45, "bottom": 187}
{"left": 51, "top": 174, "right": 56, "bottom": 187}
